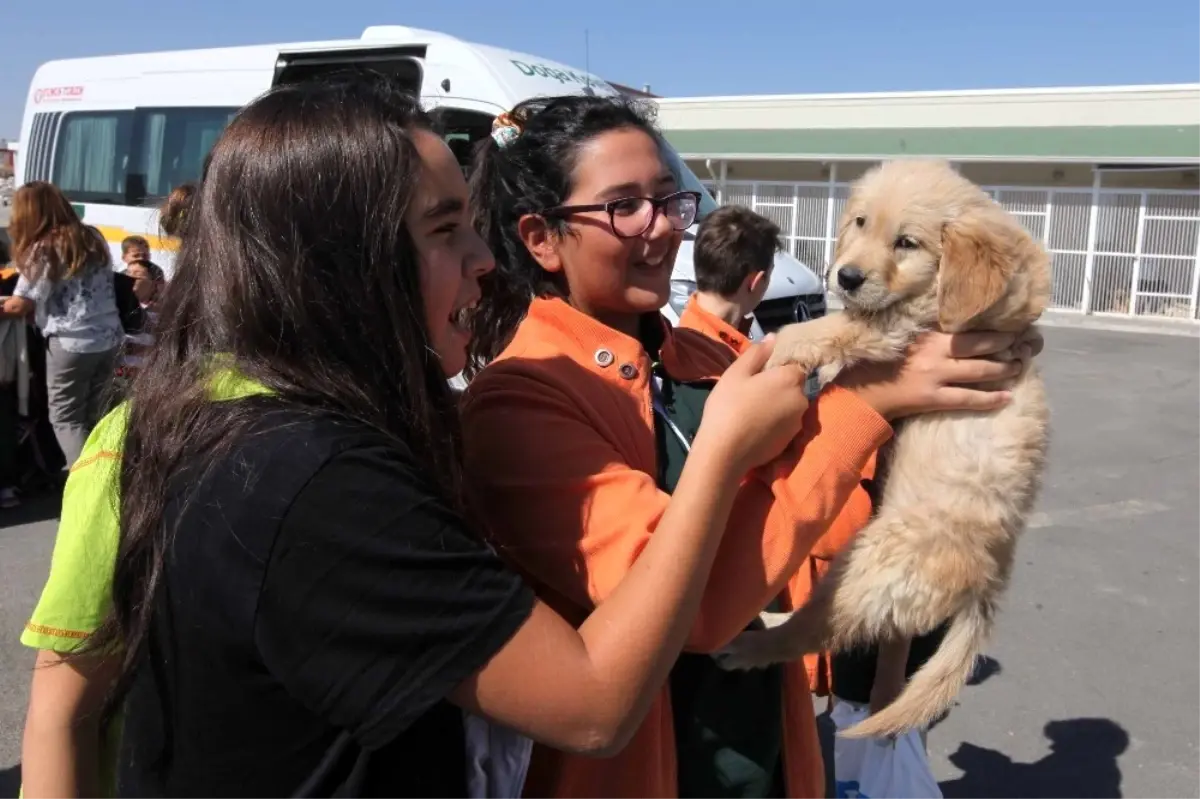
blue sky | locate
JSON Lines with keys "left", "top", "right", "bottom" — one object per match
{"left": 3, "top": 0, "right": 1198, "bottom": 138}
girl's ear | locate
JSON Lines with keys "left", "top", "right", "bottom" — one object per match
{"left": 517, "top": 214, "right": 563, "bottom": 274}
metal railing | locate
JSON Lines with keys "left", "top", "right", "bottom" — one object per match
{"left": 705, "top": 179, "right": 1200, "bottom": 321}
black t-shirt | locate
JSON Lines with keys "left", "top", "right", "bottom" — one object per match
{"left": 112, "top": 271, "right": 146, "bottom": 335}
{"left": 117, "top": 403, "right": 535, "bottom": 798}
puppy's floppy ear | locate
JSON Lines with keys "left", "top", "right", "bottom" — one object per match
{"left": 829, "top": 201, "right": 862, "bottom": 278}
{"left": 938, "top": 210, "right": 1016, "bottom": 331}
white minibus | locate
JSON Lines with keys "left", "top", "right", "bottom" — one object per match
{"left": 17, "top": 25, "right": 827, "bottom": 334}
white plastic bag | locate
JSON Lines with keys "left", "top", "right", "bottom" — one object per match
{"left": 462, "top": 711, "right": 533, "bottom": 798}
{"left": 831, "top": 700, "right": 942, "bottom": 799}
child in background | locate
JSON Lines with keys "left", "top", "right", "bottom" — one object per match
{"left": 114, "top": 260, "right": 163, "bottom": 379}
{"left": 125, "top": 260, "right": 164, "bottom": 313}
{"left": 112, "top": 202, "right": 177, "bottom": 395}
{"left": 120, "top": 236, "right": 150, "bottom": 267}
{"left": 679, "top": 205, "right": 779, "bottom": 352}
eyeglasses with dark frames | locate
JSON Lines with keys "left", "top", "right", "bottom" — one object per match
{"left": 540, "top": 190, "right": 702, "bottom": 239}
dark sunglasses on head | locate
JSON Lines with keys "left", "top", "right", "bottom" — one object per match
{"left": 541, "top": 190, "right": 701, "bottom": 239}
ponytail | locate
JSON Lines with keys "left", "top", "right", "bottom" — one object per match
{"left": 159, "top": 183, "right": 197, "bottom": 239}
{"left": 465, "top": 131, "right": 560, "bottom": 376}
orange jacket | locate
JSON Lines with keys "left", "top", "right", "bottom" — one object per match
{"left": 460, "top": 297, "right": 891, "bottom": 798}
{"left": 677, "top": 293, "right": 753, "bottom": 353}
{"left": 679, "top": 295, "right": 877, "bottom": 694}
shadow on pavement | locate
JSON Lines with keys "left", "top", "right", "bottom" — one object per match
{"left": 940, "top": 717, "right": 1129, "bottom": 798}
{"left": 0, "top": 487, "right": 61, "bottom": 530}
{"left": 926, "top": 654, "right": 1004, "bottom": 733}
{"left": 966, "top": 654, "right": 1001, "bottom": 686}
{"left": 0, "top": 763, "right": 20, "bottom": 799}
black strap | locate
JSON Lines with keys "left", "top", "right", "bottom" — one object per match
{"left": 649, "top": 363, "right": 786, "bottom": 799}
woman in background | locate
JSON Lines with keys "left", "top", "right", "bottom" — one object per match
{"left": 1, "top": 182, "right": 123, "bottom": 468}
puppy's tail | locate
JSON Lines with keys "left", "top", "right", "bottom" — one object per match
{"left": 840, "top": 599, "right": 993, "bottom": 740}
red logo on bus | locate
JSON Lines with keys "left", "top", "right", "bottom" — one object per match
{"left": 33, "top": 86, "right": 85, "bottom": 104}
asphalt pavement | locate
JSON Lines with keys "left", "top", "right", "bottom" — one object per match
{"left": 0, "top": 325, "right": 1197, "bottom": 797}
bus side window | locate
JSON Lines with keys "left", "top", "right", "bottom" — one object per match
{"left": 21, "top": 112, "right": 62, "bottom": 184}
{"left": 52, "top": 110, "right": 135, "bottom": 205}
{"left": 134, "top": 107, "right": 238, "bottom": 201}
{"left": 436, "top": 109, "right": 494, "bottom": 175}
{"left": 445, "top": 137, "right": 474, "bottom": 175}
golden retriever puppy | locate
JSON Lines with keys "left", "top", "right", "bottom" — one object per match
{"left": 716, "top": 159, "right": 1051, "bottom": 739}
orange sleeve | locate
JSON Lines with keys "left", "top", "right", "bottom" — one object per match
{"left": 808, "top": 456, "right": 876, "bottom": 561}
{"left": 462, "top": 371, "right": 891, "bottom": 653}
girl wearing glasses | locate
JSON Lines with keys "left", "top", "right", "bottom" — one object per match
{"left": 462, "top": 95, "right": 1026, "bottom": 798}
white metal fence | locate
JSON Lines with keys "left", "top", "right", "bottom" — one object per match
{"left": 704, "top": 179, "right": 1200, "bottom": 320}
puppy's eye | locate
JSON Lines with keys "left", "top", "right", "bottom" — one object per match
{"left": 854, "top": 216, "right": 866, "bottom": 228}
{"left": 894, "top": 235, "right": 919, "bottom": 250}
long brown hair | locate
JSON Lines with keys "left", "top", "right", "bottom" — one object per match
{"left": 8, "top": 181, "right": 110, "bottom": 281}
{"left": 80, "top": 76, "right": 465, "bottom": 713}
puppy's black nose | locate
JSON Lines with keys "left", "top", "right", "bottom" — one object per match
{"left": 837, "top": 266, "right": 867, "bottom": 292}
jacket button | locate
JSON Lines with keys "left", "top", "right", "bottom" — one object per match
{"left": 594, "top": 348, "right": 614, "bottom": 367}
{"left": 618, "top": 363, "right": 638, "bottom": 380}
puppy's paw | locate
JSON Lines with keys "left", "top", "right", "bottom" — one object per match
{"left": 765, "top": 325, "right": 824, "bottom": 372}
{"left": 815, "top": 363, "right": 843, "bottom": 389}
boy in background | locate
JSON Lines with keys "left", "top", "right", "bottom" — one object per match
{"left": 679, "top": 204, "right": 779, "bottom": 355}
{"left": 112, "top": 260, "right": 164, "bottom": 397}
{"left": 114, "top": 236, "right": 163, "bottom": 334}
{"left": 120, "top": 235, "right": 151, "bottom": 267}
